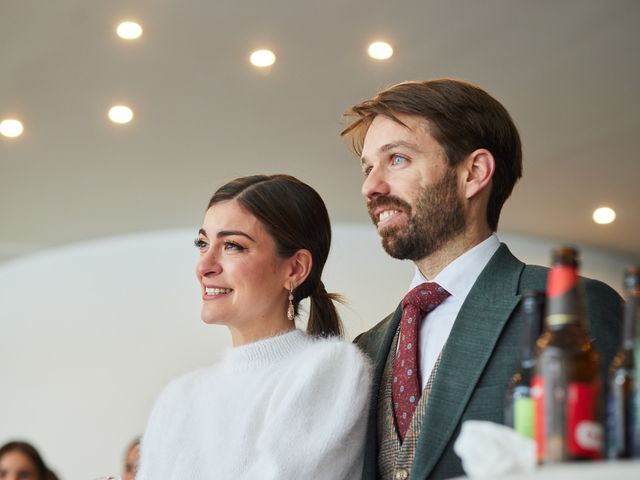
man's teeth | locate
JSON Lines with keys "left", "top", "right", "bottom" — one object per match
{"left": 205, "top": 287, "right": 232, "bottom": 295}
{"left": 379, "top": 210, "right": 400, "bottom": 222}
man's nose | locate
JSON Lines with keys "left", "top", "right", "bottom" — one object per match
{"left": 361, "top": 165, "right": 390, "bottom": 199}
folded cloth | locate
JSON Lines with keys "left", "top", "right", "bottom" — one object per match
{"left": 453, "top": 420, "right": 536, "bottom": 479}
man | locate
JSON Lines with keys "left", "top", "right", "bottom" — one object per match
{"left": 341, "top": 79, "right": 621, "bottom": 480}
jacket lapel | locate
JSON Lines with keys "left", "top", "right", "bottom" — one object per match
{"left": 410, "top": 244, "right": 524, "bottom": 479}
{"left": 361, "top": 306, "right": 402, "bottom": 479}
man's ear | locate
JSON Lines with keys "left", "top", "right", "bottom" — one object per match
{"left": 284, "top": 249, "right": 313, "bottom": 290}
{"left": 458, "top": 148, "right": 495, "bottom": 200}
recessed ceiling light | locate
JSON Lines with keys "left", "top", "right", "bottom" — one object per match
{"left": 117, "top": 21, "right": 143, "bottom": 40}
{"left": 0, "top": 119, "right": 24, "bottom": 138}
{"left": 250, "top": 49, "right": 276, "bottom": 68}
{"left": 592, "top": 207, "right": 616, "bottom": 225}
{"left": 368, "top": 41, "right": 394, "bottom": 60}
{"left": 108, "top": 105, "right": 134, "bottom": 124}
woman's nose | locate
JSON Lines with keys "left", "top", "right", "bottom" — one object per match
{"left": 196, "top": 250, "right": 221, "bottom": 277}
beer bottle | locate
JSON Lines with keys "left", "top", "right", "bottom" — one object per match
{"left": 505, "top": 291, "right": 545, "bottom": 438}
{"left": 532, "top": 246, "right": 603, "bottom": 462}
{"left": 607, "top": 266, "right": 639, "bottom": 458}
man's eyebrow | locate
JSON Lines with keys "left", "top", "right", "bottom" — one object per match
{"left": 379, "top": 140, "right": 421, "bottom": 153}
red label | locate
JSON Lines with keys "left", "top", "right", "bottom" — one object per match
{"left": 567, "top": 383, "right": 603, "bottom": 458}
{"left": 531, "top": 376, "right": 545, "bottom": 462}
{"left": 547, "top": 265, "right": 577, "bottom": 298}
{"left": 532, "top": 377, "right": 603, "bottom": 461}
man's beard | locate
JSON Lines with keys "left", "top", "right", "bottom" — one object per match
{"left": 368, "top": 168, "right": 466, "bottom": 261}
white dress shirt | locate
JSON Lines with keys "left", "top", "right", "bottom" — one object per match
{"left": 407, "top": 234, "right": 500, "bottom": 390}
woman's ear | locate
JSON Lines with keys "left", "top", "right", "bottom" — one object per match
{"left": 458, "top": 148, "right": 495, "bottom": 200}
{"left": 285, "top": 249, "right": 313, "bottom": 290}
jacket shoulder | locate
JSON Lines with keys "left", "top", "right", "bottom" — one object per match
{"left": 354, "top": 310, "right": 397, "bottom": 359}
{"left": 519, "top": 264, "right": 548, "bottom": 292}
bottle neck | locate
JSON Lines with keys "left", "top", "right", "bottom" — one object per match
{"left": 521, "top": 306, "right": 543, "bottom": 362}
{"left": 622, "top": 295, "right": 638, "bottom": 350}
{"left": 545, "top": 263, "right": 586, "bottom": 328}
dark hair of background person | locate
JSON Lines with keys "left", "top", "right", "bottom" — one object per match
{"left": 341, "top": 78, "right": 523, "bottom": 231}
{"left": 208, "top": 174, "right": 344, "bottom": 337}
{"left": 0, "top": 441, "right": 59, "bottom": 480}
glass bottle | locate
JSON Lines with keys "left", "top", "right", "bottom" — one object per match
{"left": 505, "top": 290, "right": 545, "bottom": 438}
{"left": 607, "top": 266, "right": 639, "bottom": 458}
{"left": 532, "top": 246, "right": 603, "bottom": 462}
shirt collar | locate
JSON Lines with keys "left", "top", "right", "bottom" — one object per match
{"left": 409, "top": 234, "right": 500, "bottom": 301}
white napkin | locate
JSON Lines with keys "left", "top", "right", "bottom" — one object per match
{"left": 453, "top": 420, "right": 536, "bottom": 479}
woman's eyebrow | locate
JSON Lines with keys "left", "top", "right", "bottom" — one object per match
{"left": 217, "top": 230, "right": 255, "bottom": 242}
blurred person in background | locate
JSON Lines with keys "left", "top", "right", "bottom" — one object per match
{"left": 0, "top": 441, "right": 59, "bottom": 480}
{"left": 121, "top": 437, "right": 139, "bottom": 480}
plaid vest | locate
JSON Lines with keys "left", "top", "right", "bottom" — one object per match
{"left": 377, "top": 329, "right": 442, "bottom": 480}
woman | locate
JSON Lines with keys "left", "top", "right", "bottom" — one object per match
{"left": 0, "top": 441, "right": 58, "bottom": 480}
{"left": 138, "top": 174, "right": 371, "bottom": 479}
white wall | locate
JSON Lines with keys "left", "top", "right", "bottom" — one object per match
{"left": 0, "top": 224, "right": 635, "bottom": 479}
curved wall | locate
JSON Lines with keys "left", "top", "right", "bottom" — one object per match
{"left": 0, "top": 225, "right": 634, "bottom": 478}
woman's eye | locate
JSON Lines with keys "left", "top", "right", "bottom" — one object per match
{"left": 391, "top": 154, "right": 407, "bottom": 166}
{"left": 224, "top": 241, "right": 245, "bottom": 252}
{"left": 194, "top": 238, "right": 208, "bottom": 250}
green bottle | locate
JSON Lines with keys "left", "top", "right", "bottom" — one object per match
{"left": 505, "top": 290, "right": 545, "bottom": 438}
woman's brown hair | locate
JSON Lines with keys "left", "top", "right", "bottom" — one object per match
{"left": 0, "top": 441, "right": 59, "bottom": 480}
{"left": 207, "top": 174, "right": 343, "bottom": 337}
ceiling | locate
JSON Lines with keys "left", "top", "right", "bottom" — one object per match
{"left": 2, "top": 0, "right": 639, "bottom": 264}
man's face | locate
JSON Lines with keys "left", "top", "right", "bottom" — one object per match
{"left": 360, "top": 113, "right": 466, "bottom": 261}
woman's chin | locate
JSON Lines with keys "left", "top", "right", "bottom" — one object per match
{"left": 200, "top": 311, "right": 226, "bottom": 326}
{"left": 201, "top": 317, "right": 224, "bottom": 326}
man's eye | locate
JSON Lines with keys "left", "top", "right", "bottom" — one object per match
{"left": 391, "top": 154, "right": 406, "bottom": 166}
{"left": 362, "top": 166, "right": 372, "bottom": 177}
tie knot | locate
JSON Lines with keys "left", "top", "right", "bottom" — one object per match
{"left": 401, "top": 282, "right": 450, "bottom": 316}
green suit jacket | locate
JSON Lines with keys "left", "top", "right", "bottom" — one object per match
{"left": 355, "top": 244, "right": 622, "bottom": 480}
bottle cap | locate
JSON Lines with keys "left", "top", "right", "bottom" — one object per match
{"left": 551, "top": 246, "right": 579, "bottom": 266}
{"left": 623, "top": 266, "right": 640, "bottom": 291}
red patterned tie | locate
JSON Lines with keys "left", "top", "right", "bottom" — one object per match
{"left": 393, "top": 282, "right": 450, "bottom": 441}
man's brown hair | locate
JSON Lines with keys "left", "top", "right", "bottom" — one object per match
{"left": 341, "top": 79, "right": 522, "bottom": 231}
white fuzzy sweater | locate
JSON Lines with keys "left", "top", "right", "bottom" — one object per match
{"left": 137, "top": 330, "right": 372, "bottom": 479}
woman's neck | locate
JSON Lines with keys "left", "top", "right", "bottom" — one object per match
{"left": 229, "top": 321, "right": 295, "bottom": 347}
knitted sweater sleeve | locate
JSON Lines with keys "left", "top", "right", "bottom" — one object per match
{"left": 137, "top": 374, "right": 198, "bottom": 480}
{"left": 246, "top": 340, "right": 372, "bottom": 480}
{"left": 137, "top": 383, "right": 170, "bottom": 480}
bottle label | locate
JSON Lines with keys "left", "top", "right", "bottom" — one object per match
{"left": 514, "top": 397, "right": 534, "bottom": 439}
{"left": 567, "top": 382, "right": 603, "bottom": 458}
{"left": 606, "top": 391, "right": 621, "bottom": 458}
{"left": 531, "top": 376, "right": 545, "bottom": 461}
{"left": 532, "top": 377, "right": 603, "bottom": 461}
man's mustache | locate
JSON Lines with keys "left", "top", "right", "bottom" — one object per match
{"left": 367, "top": 196, "right": 413, "bottom": 221}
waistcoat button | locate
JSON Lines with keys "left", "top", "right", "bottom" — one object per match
{"left": 394, "top": 469, "right": 409, "bottom": 480}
